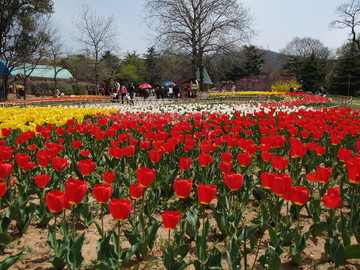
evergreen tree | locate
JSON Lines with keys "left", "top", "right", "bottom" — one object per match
{"left": 329, "top": 44, "right": 360, "bottom": 96}
{"left": 118, "top": 52, "right": 146, "bottom": 84}
{"left": 225, "top": 45, "right": 264, "bottom": 81}
{"left": 298, "top": 53, "right": 326, "bottom": 92}
{"left": 242, "top": 45, "right": 265, "bottom": 77}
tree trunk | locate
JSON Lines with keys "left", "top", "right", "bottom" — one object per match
{"left": 1, "top": 74, "right": 9, "bottom": 101}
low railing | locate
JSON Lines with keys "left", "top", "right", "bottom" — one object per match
{"left": 328, "top": 95, "right": 353, "bottom": 106}
{"left": 0, "top": 95, "right": 271, "bottom": 108}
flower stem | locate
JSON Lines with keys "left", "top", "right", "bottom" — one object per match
{"left": 101, "top": 204, "right": 104, "bottom": 232}
{"left": 72, "top": 205, "right": 75, "bottom": 239}
{"left": 244, "top": 226, "right": 247, "bottom": 270}
{"left": 118, "top": 220, "right": 122, "bottom": 253}
{"left": 168, "top": 229, "right": 171, "bottom": 245}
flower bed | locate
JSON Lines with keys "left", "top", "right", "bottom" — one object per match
{"left": 0, "top": 104, "right": 359, "bottom": 269}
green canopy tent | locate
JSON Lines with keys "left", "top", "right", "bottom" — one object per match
{"left": 179, "top": 67, "right": 213, "bottom": 91}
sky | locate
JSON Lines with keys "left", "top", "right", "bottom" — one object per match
{"left": 52, "top": 0, "right": 350, "bottom": 56}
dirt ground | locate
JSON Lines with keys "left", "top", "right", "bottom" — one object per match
{"left": 1, "top": 203, "right": 360, "bottom": 270}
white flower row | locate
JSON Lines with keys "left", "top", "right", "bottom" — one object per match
{"left": 60, "top": 102, "right": 317, "bottom": 116}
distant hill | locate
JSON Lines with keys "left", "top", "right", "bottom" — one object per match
{"left": 261, "top": 50, "right": 288, "bottom": 71}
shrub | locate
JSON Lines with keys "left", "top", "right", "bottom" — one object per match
{"left": 270, "top": 79, "right": 301, "bottom": 92}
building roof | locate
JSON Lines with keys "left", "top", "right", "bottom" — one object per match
{"left": 0, "top": 60, "right": 14, "bottom": 76}
{"left": 12, "top": 63, "right": 73, "bottom": 79}
{"left": 179, "top": 67, "right": 213, "bottom": 86}
{"left": 196, "top": 67, "right": 213, "bottom": 84}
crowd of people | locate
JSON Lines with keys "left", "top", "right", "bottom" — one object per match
{"left": 111, "top": 80, "right": 199, "bottom": 104}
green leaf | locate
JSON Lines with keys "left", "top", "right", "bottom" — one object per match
{"left": 0, "top": 232, "right": 12, "bottom": 253}
{"left": 0, "top": 252, "right": 23, "bottom": 270}
{"left": 0, "top": 216, "right": 11, "bottom": 233}
{"left": 49, "top": 256, "right": 66, "bottom": 270}
{"left": 345, "top": 244, "right": 360, "bottom": 259}
{"left": 226, "top": 236, "right": 241, "bottom": 269}
{"left": 340, "top": 213, "right": 351, "bottom": 246}
{"left": 309, "top": 221, "right": 327, "bottom": 237}
{"left": 266, "top": 225, "right": 279, "bottom": 247}
{"left": 65, "top": 233, "right": 85, "bottom": 270}
{"left": 173, "top": 244, "right": 190, "bottom": 259}
{"left": 334, "top": 244, "right": 345, "bottom": 267}
{"left": 208, "top": 247, "right": 222, "bottom": 269}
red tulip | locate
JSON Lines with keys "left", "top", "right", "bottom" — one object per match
{"left": 292, "top": 186, "right": 310, "bottom": 205}
{"left": 0, "top": 162, "right": 13, "bottom": 180}
{"left": 36, "top": 150, "right": 52, "bottom": 167}
{"left": 78, "top": 159, "right": 96, "bottom": 176}
{"left": 270, "top": 135, "right": 286, "bottom": 148}
{"left": 173, "top": 178, "right": 192, "bottom": 198}
{"left": 97, "top": 118, "right": 108, "bottom": 126}
{"left": 8, "top": 178, "right": 16, "bottom": 188}
{"left": 103, "top": 171, "right": 116, "bottom": 184}
{"left": 306, "top": 167, "right": 332, "bottom": 183}
{"left": 26, "top": 144, "right": 39, "bottom": 151}
{"left": 1, "top": 128, "right": 11, "bottom": 137}
{"left": 56, "top": 128, "right": 66, "bottom": 136}
{"left": 223, "top": 173, "right": 243, "bottom": 191}
{"left": 346, "top": 158, "right": 360, "bottom": 184}
{"left": 198, "top": 153, "right": 214, "bottom": 167}
{"left": 316, "top": 167, "right": 332, "bottom": 183}
{"left": 197, "top": 183, "right": 217, "bottom": 205}
{"left": 149, "top": 149, "right": 163, "bottom": 163}
{"left": 162, "top": 210, "right": 181, "bottom": 230}
{"left": 270, "top": 173, "right": 292, "bottom": 196}
{"left": 237, "top": 153, "right": 252, "bottom": 167}
{"left": 80, "top": 150, "right": 91, "bottom": 157}
{"left": 64, "top": 178, "right": 88, "bottom": 205}
{"left": 160, "top": 143, "right": 175, "bottom": 154}
{"left": 315, "top": 146, "right": 326, "bottom": 156}
{"left": 261, "top": 172, "right": 277, "bottom": 189}
{"left": 93, "top": 184, "right": 113, "bottom": 203}
{"left": 271, "top": 156, "right": 289, "bottom": 171}
{"left": 136, "top": 167, "right": 156, "bottom": 187}
{"left": 0, "top": 146, "right": 13, "bottom": 161}
{"left": 0, "top": 182, "right": 7, "bottom": 197}
{"left": 289, "top": 143, "right": 308, "bottom": 158}
{"left": 20, "top": 161, "right": 36, "bottom": 171}
{"left": 109, "top": 147, "right": 125, "bottom": 159}
{"left": 221, "top": 152, "right": 233, "bottom": 162}
{"left": 108, "top": 199, "right": 132, "bottom": 221}
{"left": 179, "top": 157, "right": 192, "bottom": 171}
{"left": 219, "top": 161, "right": 233, "bottom": 174}
{"left": 71, "top": 140, "right": 82, "bottom": 149}
{"left": 15, "top": 153, "right": 31, "bottom": 167}
{"left": 261, "top": 152, "right": 275, "bottom": 162}
{"left": 45, "top": 190, "right": 65, "bottom": 213}
{"left": 337, "top": 148, "right": 353, "bottom": 163}
{"left": 322, "top": 194, "right": 342, "bottom": 209}
{"left": 52, "top": 157, "right": 69, "bottom": 171}
{"left": 34, "top": 174, "right": 51, "bottom": 188}
{"left": 139, "top": 141, "right": 151, "bottom": 150}
{"left": 129, "top": 184, "right": 144, "bottom": 200}
{"left": 124, "top": 146, "right": 135, "bottom": 157}
{"left": 327, "top": 187, "right": 341, "bottom": 197}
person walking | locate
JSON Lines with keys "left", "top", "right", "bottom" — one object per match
{"left": 120, "top": 84, "right": 128, "bottom": 104}
{"left": 128, "top": 82, "right": 135, "bottom": 105}
{"left": 173, "top": 84, "right": 180, "bottom": 101}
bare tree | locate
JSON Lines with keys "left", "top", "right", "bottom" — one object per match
{"left": 280, "top": 37, "right": 331, "bottom": 60}
{"left": 47, "top": 26, "right": 68, "bottom": 95}
{"left": 145, "top": 0, "right": 254, "bottom": 91}
{"left": 72, "top": 5, "right": 116, "bottom": 94}
{"left": 0, "top": 0, "right": 53, "bottom": 100}
{"left": 330, "top": 0, "right": 360, "bottom": 53}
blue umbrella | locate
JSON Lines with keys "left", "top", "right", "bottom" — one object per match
{"left": 161, "top": 81, "right": 175, "bottom": 86}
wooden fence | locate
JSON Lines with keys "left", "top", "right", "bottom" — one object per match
{"left": 0, "top": 94, "right": 353, "bottom": 108}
